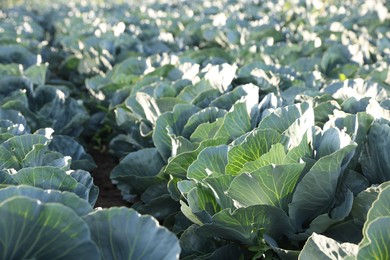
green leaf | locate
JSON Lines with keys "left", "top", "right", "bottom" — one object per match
{"left": 177, "top": 80, "right": 214, "bottom": 102}
{"left": 49, "top": 135, "right": 96, "bottom": 171}
{"left": 111, "top": 148, "right": 166, "bottom": 195}
{"left": 204, "top": 63, "right": 237, "bottom": 92}
{"left": 190, "top": 119, "right": 224, "bottom": 142}
{"left": 187, "top": 145, "right": 228, "bottom": 181}
{"left": 326, "top": 111, "right": 374, "bottom": 169}
{"left": 170, "top": 135, "right": 195, "bottom": 157}
{"left": 156, "top": 97, "right": 189, "bottom": 113}
{"left": 214, "top": 101, "right": 252, "bottom": 141}
{"left": 313, "top": 100, "right": 341, "bottom": 124}
{"left": 315, "top": 127, "right": 355, "bottom": 159}
{"left": 366, "top": 99, "right": 390, "bottom": 122}
{"left": 182, "top": 107, "right": 226, "bottom": 138}
{"left": 0, "top": 146, "right": 19, "bottom": 170}
{"left": 0, "top": 64, "right": 22, "bottom": 76}
{"left": 291, "top": 213, "right": 342, "bottom": 241}
{"left": 352, "top": 181, "right": 390, "bottom": 226}
{"left": 197, "top": 205, "right": 293, "bottom": 245}
{"left": 210, "top": 83, "right": 259, "bottom": 111}
{"left": 299, "top": 233, "right": 358, "bottom": 260}
{"left": 238, "top": 143, "right": 286, "bottom": 174}
{"left": 359, "top": 185, "right": 390, "bottom": 249}
{"left": 22, "top": 144, "right": 48, "bottom": 168}
{"left": 203, "top": 175, "right": 235, "bottom": 209}
{"left": 264, "top": 234, "right": 300, "bottom": 260}
{"left": 225, "top": 129, "right": 284, "bottom": 175}
{"left": 192, "top": 89, "right": 221, "bottom": 108}
{"left": 357, "top": 217, "right": 390, "bottom": 260}
{"left": 180, "top": 200, "right": 204, "bottom": 226}
{"left": 13, "top": 166, "right": 90, "bottom": 200}
{"left": 135, "top": 194, "right": 180, "bottom": 221}
{"left": 0, "top": 45, "right": 37, "bottom": 68}
{"left": 323, "top": 219, "right": 364, "bottom": 245}
{"left": 177, "top": 180, "right": 197, "bottom": 196}
{"left": 0, "top": 197, "right": 99, "bottom": 259}
{"left": 153, "top": 104, "right": 200, "bottom": 161}
{"left": 0, "top": 169, "right": 17, "bottom": 184}
{"left": 24, "top": 64, "right": 48, "bottom": 86}
{"left": 84, "top": 207, "right": 180, "bottom": 260}
{"left": 187, "top": 186, "right": 221, "bottom": 219}
{"left": 70, "top": 170, "right": 99, "bottom": 206}
{"left": 258, "top": 102, "right": 314, "bottom": 148}
{"left": 0, "top": 185, "right": 92, "bottom": 216}
{"left": 108, "top": 57, "right": 147, "bottom": 79}
{"left": 165, "top": 138, "right": 228, "bottom": 179}
{"left": 1, "top": 134, "right": 49, "bottom": 169}
{"left": 258, "top": 103, "right": 310, "bottom": 133}
{"left": 289, "top": 144, "right": 357, "bottom": 230}
{"left": 179, "top": 224, "right": 216, "bottom": 257}
{"left": 229, "top": 163, "right": 305, "bottom": 212}
{"left": 135, "top": 92, "right": 161, "bottom": 125}
{"left": 284, "top": 132, "right": 313, "bottom": 163}
{"left": 359, "top": 123, "right": 390, "bottom": 184}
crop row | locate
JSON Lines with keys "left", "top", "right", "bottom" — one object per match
{"left": 1, "top": 0, "right": 390, "bottom": 259}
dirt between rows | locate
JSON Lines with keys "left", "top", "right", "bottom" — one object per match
{"left": 89, "top": 149, "right": 132, "bottom": 208}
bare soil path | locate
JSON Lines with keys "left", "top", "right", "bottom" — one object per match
{"left": 89, "top": 149, "right": 131, "bottom": 208}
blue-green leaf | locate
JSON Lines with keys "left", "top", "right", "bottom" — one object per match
{"left": 289, "top": 144, "right": 356, "bottom": 230}
{"left": 0, "top": 185, "right": 92, "bottom": 216}
{"left": 197, "top": 205, "right": 293, "bottom": 245}
{"left": 299, "top": 233, "right": 358, "bottom": 260}
{"left": 359, "top": 123, "right": 390, "bottom": 184}
{"left": 153, "top": 104, "right": 200, "bottom": 161}
{"left": 0, "top": 197, "right": 99, "bottom": 259}
{"left": 84, "top": 207, "right": 180, "bottom": 260}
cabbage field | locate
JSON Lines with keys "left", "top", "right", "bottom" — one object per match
{"left": 1, "top": 0, "right": 390, "bottom": 259}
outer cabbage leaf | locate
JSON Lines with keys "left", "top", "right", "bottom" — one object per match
{"left": 238, "top": 143, "right": 286, "bottom": 174}
{"left": 299, "top": 233, "right": 358, "bottom": 260}
{"left": 24, "top": 64, "right": 48, "bottom": 86}
{"left": 197, "top": 205, "right": 294, "bottom": 245}
{"left": 325, "top": 111, "right": 374, "bottom": 170}
{"left": 70, "top": 170, "right": 99, "bottom": 206}
{"left": 152, "top": 104, "right": 200, "bottom": 161}
{"left": 213, "top": 101, "right": 253, "bottom": 142}
{"left": 0, "top": 45, "right": 37, "bottom": 68}
{"left": 0, "top": 134, "right": 49, "bottom": 170}
{"left": 203, "top": 175, "right": 235, "bottom": 209}
{"left": 225, "top": 128, "right": 284, "bottom": 175}
{"left": 84, "top": 207, "right": 180, "bottom": 260}
{"left": 228, "top": 163, "right": 306, "bottom": 212}
{"left": 354, "top": 184, "right": 390, "bottom": 259}
{"left": 209, "top": 83, "right": 259, "bottom": 112}
{"left": 359, "top": 123, "right": 390, "bottom": 184}
{"left": 0, "top": 197, "right": 100, "bottom": 260}
{"left": 351, "top": 182, "right": 390, "bottom": 226}
{"left": 12, "top": 166, "right": 92, "bottom": 202}
{"left": 182, "top": 107, "right": 226, "bottom": 138}
{"left": 49, "top": 135, "right": 96, "bottom": 171}
{"left": 357, "top": 217, "right": 390, "bottom": 260}
{"left": 165, "top": 138, "right": 228, "bottom": 179}
{"left": 187, "top": 145, "right": 228, "bottom": 181}
{"left": 289, "top": 144, "right": 357, "bottom": 230}
{"left": 111, "top": 148, "right": 166, "bottom": 197}
{"left": 258, "top": 102, "right": 314, "bottom": 148}
{"left": 0, "top": 185, "right": 93, "bottom": 216}
{"left": 31, "top": 85, "right": 89, "bottom": 136}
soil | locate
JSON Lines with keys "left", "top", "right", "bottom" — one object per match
{"left": 89, "top": 148, "right": 132, "bottom": 208}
